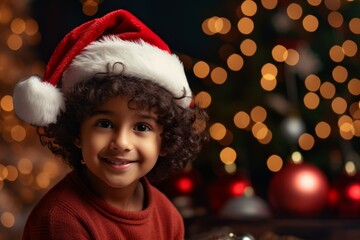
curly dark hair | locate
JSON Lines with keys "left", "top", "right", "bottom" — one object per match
{"left": 38, "top": 72, "right": 208, "bottom": 182}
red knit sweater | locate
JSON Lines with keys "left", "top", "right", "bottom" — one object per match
{"left": 22, "top": 170, "right": 184, "bottom": 240}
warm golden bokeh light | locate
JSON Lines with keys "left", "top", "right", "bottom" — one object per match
{"left": 17, "top": 158, "right": 33, "bottom": 175}
{"left": 220, "top": 147, "right": 237, "bottom": 165}
{"left": 261, "top": 63, "right": 278, "bottom": 79}
{"left": 193, "top": 61, "right": 210, "bottom": 79}
{"left": 303, "top": 92, "right": 320, "bottom": 109}
{"left": 233, "top": 111, "right": 251, "bottom": 129}
{"left": 10, "top": 18, "right": 26, "bottom": 34}
{"left": 302, "top": 15, "right": 319, "bottom": 32}
{"left": 328, "top": 11, "right": 343, "bottom": 28}
{"left": 261, "top": 0, "right": 278, "bottom": 10}
{"left": 272, "top": 45, "right": 288, "bottom": 62}
{"left": 331, "top": 97, "right": 347, "bottom": 115}
{"left": 324, "top": 0, "right": 341, "bottom": 11}
{"left": 252, "top": 122, "right": 269, "bottom": 140}
{"left": 250, "top": 106, "right": 267, "bottom": 123}
{"left": 237, "top": 17, "right": 254, "bottom": 34}
{"left": 342, "top": 40, "right": 357, "bottom": 57}
{"left": 304, "top": 74, "right": 321, "bottom": 92}
{"left": 7, "top": 34, "right": 22, "bottom": 51}
{"left": 348, "top": 78, "right": 360, "bottom": 96}
{"left": 332, "top": 65, "right": 348, "bottom": 83}
{"left": 240, "top": 39, "right": 257, "bottom": 56}
{"left": 298, "top": 133, "right": 315, "bottom": 150}
{"left": 240, "top": 0, "right": 258, "bottom": 17}
{"left": 260, "top": 77, "right": 277, "bottom": 91}
{"left": 209, "top": 122, "right": 227, "bottom": 140}
{"left": 319, "top": 81, "right": 336, "bottom": 99}
{"left": 267, "top": 154, "right": 283, "bottom": 172}
{"left": 287, "top": 3, "right": 303, "bottom": 20}
{"left": 195, "top": 91, "right": 212, "bottom": 108}
{"left": 0, "top": 95, "right": 14, "bottom": 112}
{"left": 227, "top": 54, "right": 244, "bottom": 71}
{"left": 10, "top": 125, "right": 26, "bottom": 142}
{"left": 315, "top": 121, "right": 331, "bottom": 139}
{"left": 307, "top": 0, "right": 322, "bottom": 6}
{"left": 285, "top": 49, "right": 299, "bottom": 66}
{"left": 329, "top": 45, "right": 345, "bottom": 62}
{"left": 25, "top": 19, "right": 39, "bottom": 36}
{"left": 1, "top": 212, "right": 15, "bottom": 228}
{"left": 257, "top": 129, "right": 272, "bottom": 144}
{"left": 211, "top": 67, "right": 227, "bottom": 84}
{"left": 349, "top": 18, "right": 360, "bottom": 34}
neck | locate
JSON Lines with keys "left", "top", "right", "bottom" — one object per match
{"left": 84, "top": 169, "right": 144, "bottom": 211}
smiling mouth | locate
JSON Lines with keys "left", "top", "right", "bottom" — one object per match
{"left": 102, "top": 158, "right": 134, "bottom": 165}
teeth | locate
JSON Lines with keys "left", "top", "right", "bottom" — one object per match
{"left": 105, "top": 159, "right": 130, "bottom": 165}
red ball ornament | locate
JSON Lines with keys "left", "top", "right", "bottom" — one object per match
{"left": 208, "top": 174, "right": 251, "bottom": 213}
{"left": 268, "top": 162, "right": 330, "bottom": 217}
{"left": 331, "top": 173, "right": 360, "bottom": 218}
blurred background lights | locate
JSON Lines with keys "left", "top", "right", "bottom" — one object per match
{"left": 7, "top": 34, "right": 22, "bottom": 51}
{"left": 298, "top": 133, "right": 315, "bottom": 150}
{"left": 240, "top": 39, "right": 257, "bottom": 56}
{"left": 195, "top": 91, "right": 212, "bottom": 108}
{"left": 284, "top": 49, "right": 299, "bottom": 66}
{"left": 331, "top": 97, "right": 347, "bottom": 115}
{"left": 291, "top": 151, "right": 303, "bottom": 163}
{"left": 332, "top": 65, "right": 348, "bottom": 83}
{"left": 345, "top": 161, "right": 357, "bottom": 176}
{"left": 304, "top": 74, "right": 321, "bottom": 92}
{"left": 233, "top": 111, "right": 251, "bottom": 129}
{"left": 250, "top": 106, "right": 267, "bottom": 123}
{"left": 272, "top": 45, "right": 288, "bottom": 62}
{"left": 267, "top": 154, "right": 283, "bottom": 172}
{"left": 303, "top": 92, "right": 320, "bottom": 109}
{"left": 261, "top": 0, "right": 278, "bottom": 10}
{"left": 193, "top": 61, "right": 210, "bottom": 79}
{"left": 210, "top": 122, "right": 227, "bottom": 141}
{"left": 220, "top": 147, "right": 237, "bottom": 165}
{"left": 10, "top": 18, "right": 26, "bottom": 34}
{"left": 237, "top": 17, "right": 254, "bottom": 35}
{"left": 227, "top": 54, "right": 244, "bottom": 71}
{"left": 315, "top": 121, "right": 331, "bottom": 139}
{"left": 239, "top": 0, "right": 258, "bottom": 17}
{"left": 0, "top": 95, "right": 13, "bottom": 112}
{"left": 327, "top": 11, "right": 343, "bottom": 28}
{"left": 1, "top": 212, "right": 15, "bottom": 228}
{"left": 329, "top": 45, "right": 345, "bottom": 62}
{"left": 342, "top": 40, "right": 357, "bottom": 57}
{"left": 319, "top": 81, "right": 336, "bottom": 99}
{"left": 302, "top": 15, "right": 319, "bottom": 32}
{"left": 307, "top": 0, "right": 322, "bottom": 7}
{"left": 287, "top": 3, "right": 303, "bottom": 20}
{"left": 210, "top": 67, "right": 227, "bottom": 84}
{"left": 349, "top": 18, "right": 360, "bottom": 34}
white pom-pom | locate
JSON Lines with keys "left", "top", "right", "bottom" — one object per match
{"left": 13, "top": 76, "right": 65, "bottom": 126}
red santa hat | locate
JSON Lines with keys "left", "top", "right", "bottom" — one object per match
{"left": 13, "top": 9, "right": 192, "bottom": 126}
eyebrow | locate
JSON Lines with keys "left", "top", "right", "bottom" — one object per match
{"left": 89, "top": 110, "right": 158, "bottom": 121}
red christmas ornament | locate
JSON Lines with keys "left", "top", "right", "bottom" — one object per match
{"left": 268, "top": 162, "right": 329, "bottom": 217}
{"left": 331, "top": 173, "right": 360, "bottom": 218}
{"left": 208, "top": 174, "right": 251, "bottom": 213}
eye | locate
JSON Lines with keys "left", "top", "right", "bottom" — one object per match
{"left": 96, "top": 120, "right": 113, "bottom": 129}
{"left": 134, "top": 123, "right": 151, "bottom": 132}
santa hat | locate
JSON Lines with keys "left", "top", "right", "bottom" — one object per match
{"left": 13, "top": 10, "right": 192, "bottom": 126}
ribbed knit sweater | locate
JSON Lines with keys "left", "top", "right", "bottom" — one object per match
{"left": 22, "top": 170, "right": 184, "bottom": 240}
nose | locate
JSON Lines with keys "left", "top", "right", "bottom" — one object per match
{"left": 110, "top": 129, "right": 133, "bottom": 152}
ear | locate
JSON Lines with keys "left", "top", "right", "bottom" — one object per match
{"left": 74, "top": 137, "right": 82, "bottom": 148}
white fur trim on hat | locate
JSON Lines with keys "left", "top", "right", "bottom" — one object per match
{"left": 62, "top": 36, "right": 192, "bottom": 108}
{"left": 13, "top": 76, "right": 65, "bottom": 126}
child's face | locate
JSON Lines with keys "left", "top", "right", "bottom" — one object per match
{"left": 76, "top": 96, "right": 163, "bottom": 189}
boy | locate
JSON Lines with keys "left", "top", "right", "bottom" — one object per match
{"left": 13, "top": 9, "right": 207, "bottom": 239}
